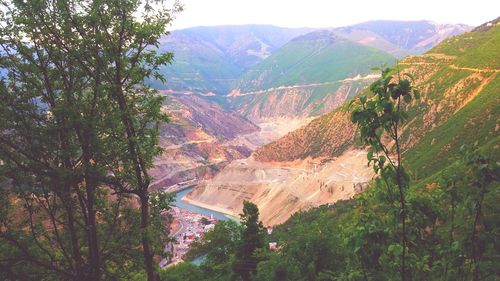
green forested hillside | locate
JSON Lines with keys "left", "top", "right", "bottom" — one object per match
{"left": 234, "top": 31, "right": 396, "bottom": 92}
{"left": 151, "top": 25, "right": 312, "bottom": 94}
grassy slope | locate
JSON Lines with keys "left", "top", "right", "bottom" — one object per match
{"left": 405, "top": 74, "right": 499, "bottom": 181}
{"left": 236, "top": 34, "right": 396, "bottom": 92}
{"left": 154, "top": 45, "right": 241, "bottom": 93}
{"left": 402, "top": 23, "right": 500, "bottom": 181}
{"left": 431, "top": 21, "right": 500, "bottom": 68}
{"left": 256, "top": 23, "right": 500, "bottom": 183}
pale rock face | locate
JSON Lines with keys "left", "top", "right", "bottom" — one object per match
{"left": 185, "top": 149, "right": 374, "bottom": 225}
{"left": 149, "top": 94, "right": 259, "bottom": 190}
{"left": 150, "top": 95, "right": 312, "bottom": 191}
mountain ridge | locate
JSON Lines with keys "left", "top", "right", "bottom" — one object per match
{"left": 256, "top": 23, "right": 499, "bottom": 178}
{"left": 186, "top": 21, "right": 499, "bottom": 224}
{"left": 152, "top": 21, "right": 470, "bottom": 98}
{"left": 150, "top": 94, "right": 259, "bottom": 189}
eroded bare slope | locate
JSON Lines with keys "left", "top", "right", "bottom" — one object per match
{"left": 185, "top": 150, "right": 373, "bottom": 225}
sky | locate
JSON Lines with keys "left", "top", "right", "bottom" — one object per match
{"left": 168, "top": 0, "right": 499, "bottom": 30}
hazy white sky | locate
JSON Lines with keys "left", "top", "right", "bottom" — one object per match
{"left": 169, "top": 0, "right": 499, "bottom": 30}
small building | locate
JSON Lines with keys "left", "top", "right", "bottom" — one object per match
{"left": 267, "top": 226, "right": 273, "bottom": 235}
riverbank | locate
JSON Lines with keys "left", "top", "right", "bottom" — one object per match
{"left": 160, "top": 186, "right": 239, "bottom": 268}
{"left": 161, "top": 206, "right": 215, "bottom": 267}
{"left": 173, "top": 187, "right": 238, "bottom": 221}
{"left": 182, "top": 196, "right": 239, "bottom": 221}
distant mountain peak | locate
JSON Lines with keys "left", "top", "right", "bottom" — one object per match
{"left": 291, "top": 30, "right": 338, "bottom": 42}
{"left": 153, "top": 20, "right": 471, "bottom": 96}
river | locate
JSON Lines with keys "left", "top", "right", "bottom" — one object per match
{"left": 170, "top": 186, "right": 235, "bottom": 266}
{"left": 174, "top": 186, "right": 236, "bottom": 221}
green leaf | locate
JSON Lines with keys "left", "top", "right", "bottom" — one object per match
{"left": 414, "top": 90, "right": 421, "bottom": 100}
{"left": 403, "top": 72, "right": 414, "bottom": 81}
{"left": 400, "top": 79, "right": 410, "bottom": 94}
{"left": 379, "top": 156, "right": 386, "bottom": 166}
{"left": 360, "top": 95, "right": 367, "bottom": 104}
{"left": 403, "top": 94, "right": 412, "bottom": 103}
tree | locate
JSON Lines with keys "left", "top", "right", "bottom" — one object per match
{"left": 350, "top": 66, "right": 420, "bottom": 281}
{"left": 440, "top": 149, "right": 500, "bottom": 281}
{"left": 234, "top": 201, "right": 264, "bottom": 281}
{"left": 185, "top": 220, "right": 241, "bottom": 280}
{"left": 0, "top": 0, "right": 181, "bottom": 280}
{"left": 159, "top": 262, "right": 204, "bottom": 281}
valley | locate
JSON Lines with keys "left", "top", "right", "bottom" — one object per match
{"left": 160, "top": 19, "right": 499, "bottom": 232}
{"left": 1, "top": 1, "right": 498, "bottom": 279}
{"left": 184, "top": 149, "right": 374, "bottom": 225}
{"left": 150, "top": 94, "right": 314, "bottom": 191}
{"left": 149, "top": 21, "right": 484, "bottom": 222}
{"left": 149, "top": 18, "right": 499, "bottom": 272}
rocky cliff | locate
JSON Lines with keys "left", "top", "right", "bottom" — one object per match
{"left": 185, "top": 150, "right": 373, "bottom": 225}
{"left": 150, "top": 94, "right": 259, "bottom": 190}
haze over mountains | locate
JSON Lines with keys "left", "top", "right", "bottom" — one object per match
{"left": 151, "top": 25, "right": 313, "bottom": 94}
{"left": 150, "top": 20, "right": 472, "bottom": 192}
{"left": 185, "top": 18, "right": 499, "bottom": 224}
{"left": 154, "top": 20, "right": 470, "bottom": 96}
{"left": 2, "top": 0, "right": 498, "bottom": 277}
{"left": 151, "top": 18, "right": 500, "bottom": 224}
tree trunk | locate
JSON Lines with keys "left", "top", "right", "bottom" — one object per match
{"left": 393, "top": 112, "right": 407, "bottom": 281}
{"left": 112, "top": 61, "right": 157, "bottom": 280}
{"left": 140, "top": 193, "right": 157, "bottom": 281}
{"left": 86, "top": 178, "right": 101, "bottom": 281}
{"left": 64, "top": 194, "right": 85, "bottom": 280}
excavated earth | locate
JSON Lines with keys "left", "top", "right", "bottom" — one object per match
{"left": 184, "top": 149, "right": 374, "bottom": 225}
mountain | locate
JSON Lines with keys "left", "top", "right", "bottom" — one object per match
{"left": 151, "top": 21, "right": 469, "bottom": 99}
{"left": 186, "top": 20, "right": 500, "bottom": 224}
{"left": 226, "top": 21, "right": 471, "bottom": 121}
{"left": 258, "top": 21, "right": 499, "bottom": 175}
{"left": 227, "top": 31, "right": 395, "bottom": 120}
{"left": 232, "top": 31, "right": 395, "bottom": 92}
{"left": 149, "top": 94, "right": 259, "bottom": 189}
{"left": 336, "top": 20, "right": 472, "bottom": 56}
{"left": 151, "top": 25, "right": 313, "bottom": 94}
{"left": 149, "top": 94, "right": 313, "bottom": 190}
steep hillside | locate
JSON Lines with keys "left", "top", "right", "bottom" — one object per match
{"left": 228, "top": 31, "right": 395, "bottom": 120}
{"left": 344, "top": 20, "right": 471, "bottom": 55}
{"left": 150, "top": 94, "right": 259, "bottom": 189}
{"left": 151, "top": 25, "right": 312, "bottom": 94}
{"left": 401, "top": 19, "right": 500, "bottom": 180}
{"left": 233, "top": 31, "right": 395, "bottom": 92}
{"left": 160, "top": 94, "right": 259, "bottom": 142}
{"left": 188, "top": 21, "right": 500, "bottom": 224}
{"left": 185, "top": 149, "right": 373, "bottom": 225}
{"left": 229, "top": 77, "right": 374, "bottom": 121}
{"left": 254, "top": 110, "right": 356, "bottom": 161}
{"left": 258, "top": 21, "right": 500, "bottom": 180}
